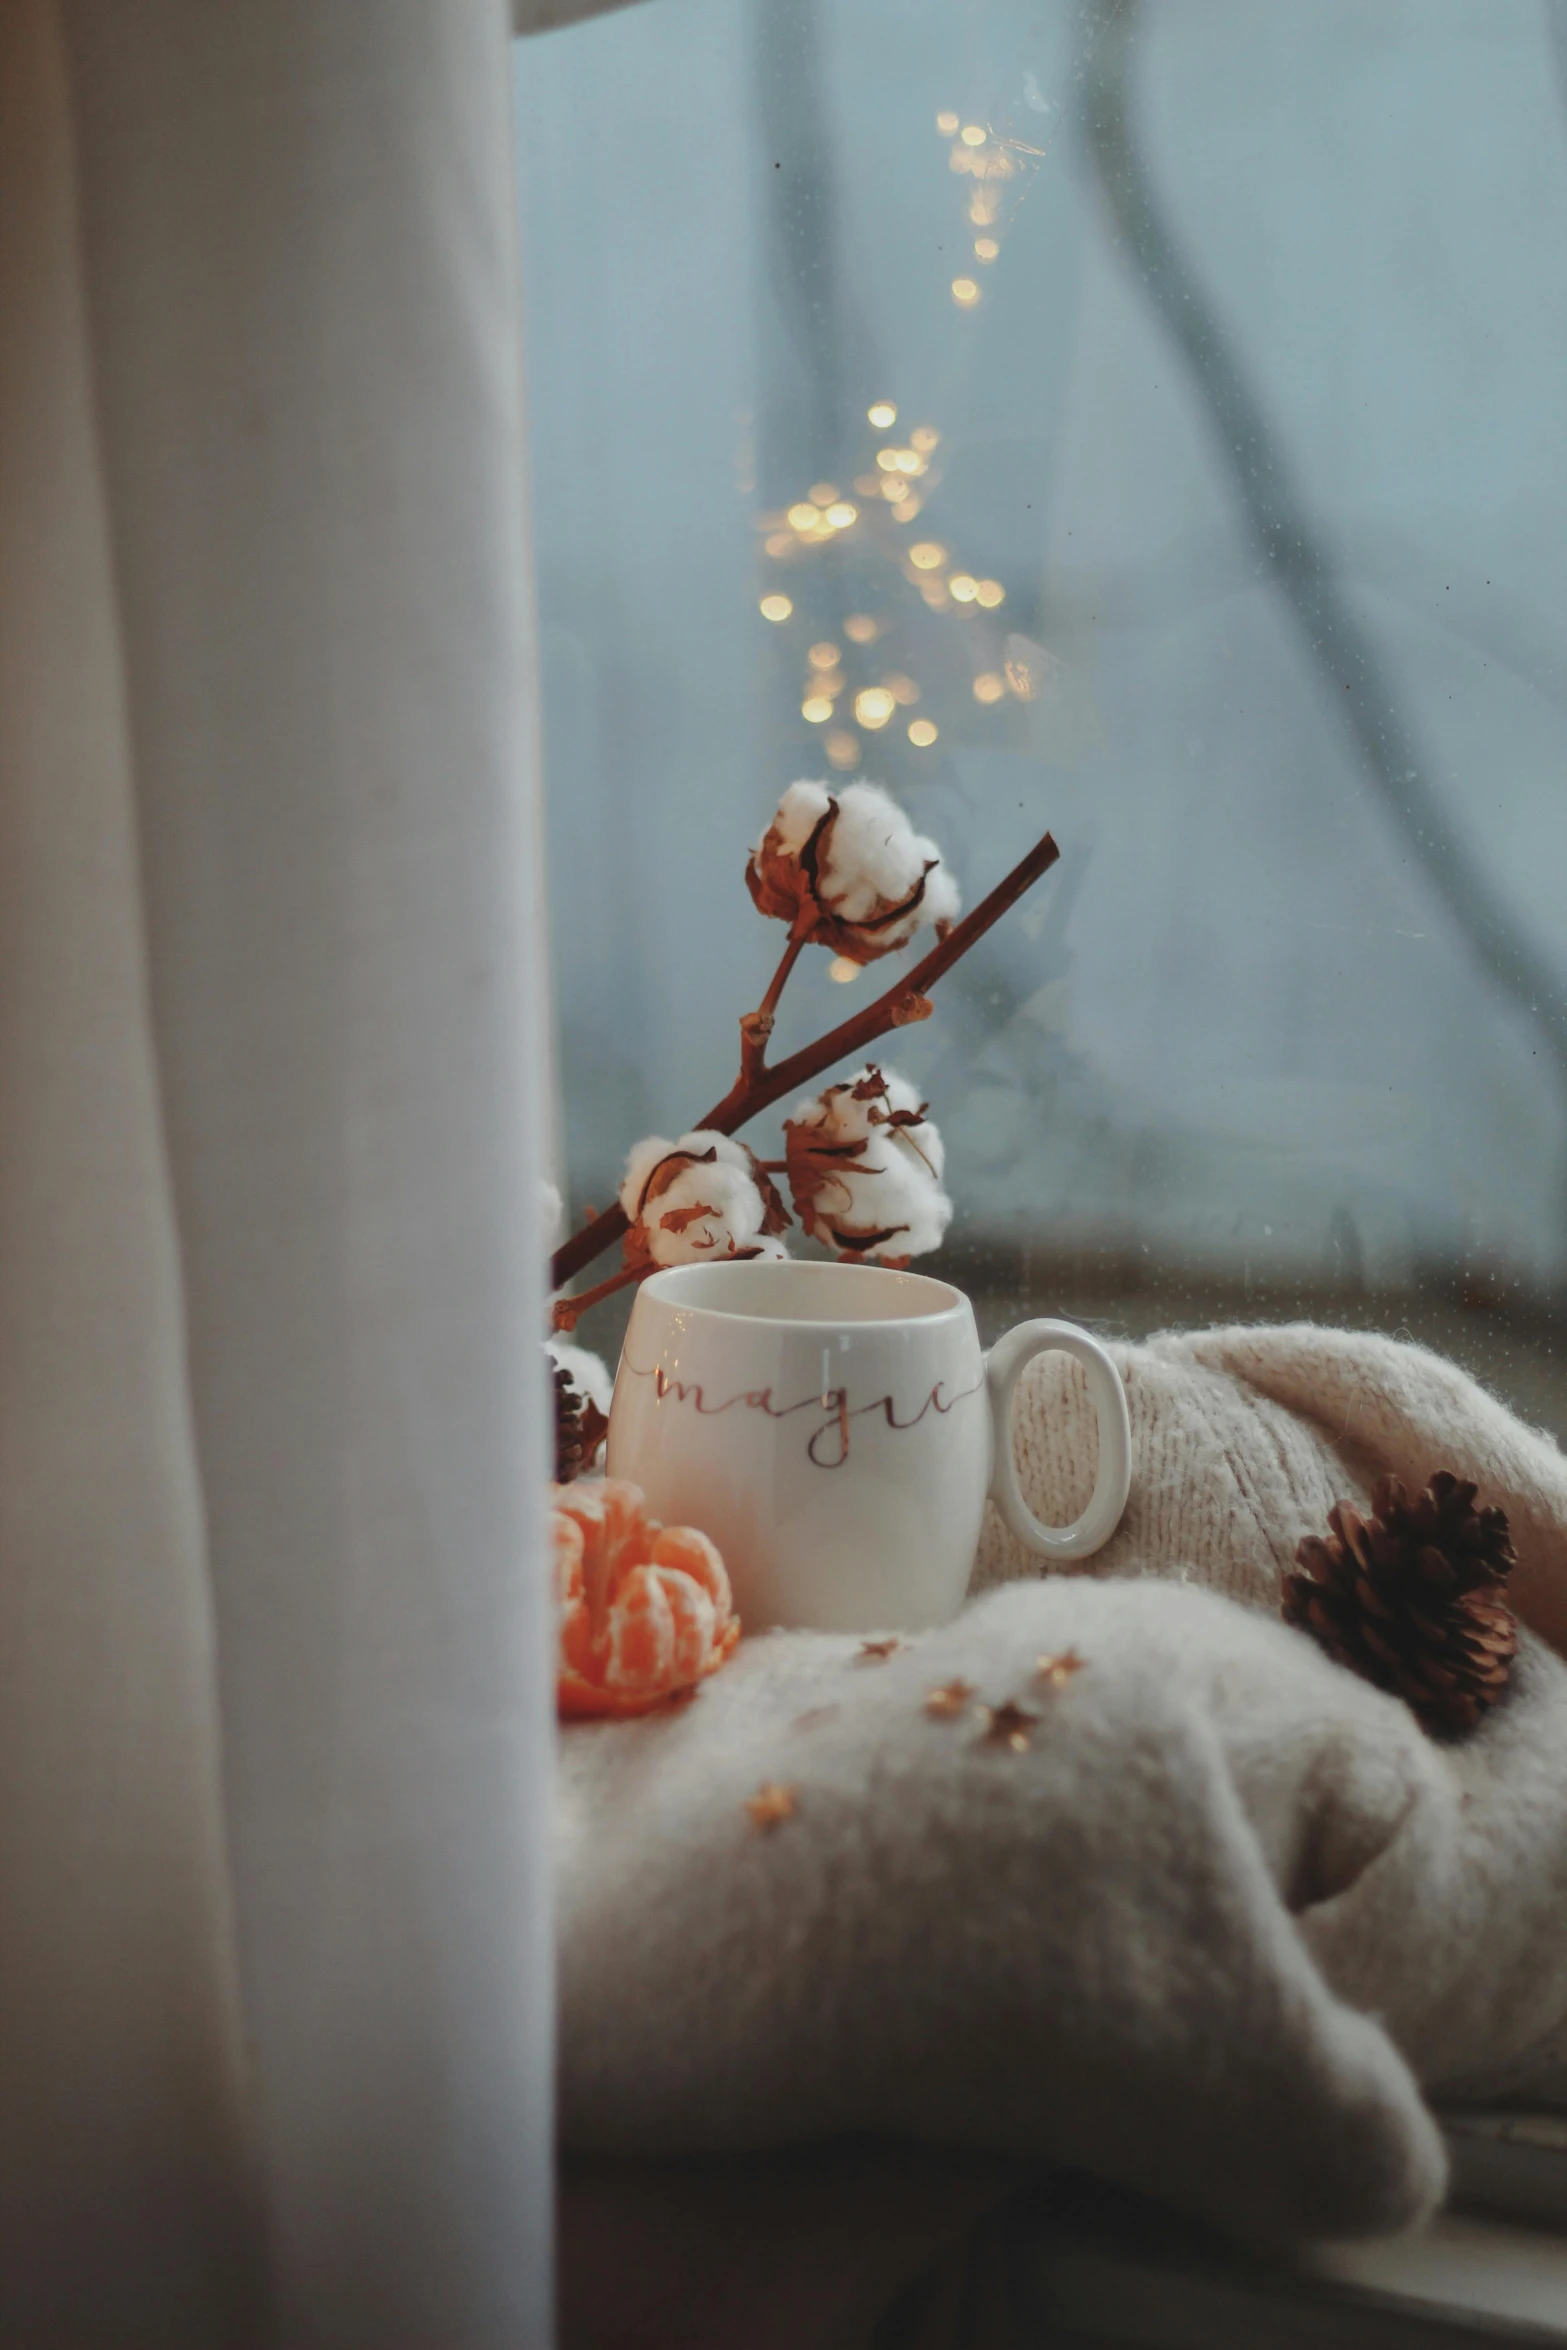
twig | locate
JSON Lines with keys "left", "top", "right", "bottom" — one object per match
{"left": 551, "top": 1261, "right": 647, "bottom": 1333}
{"left": 550, "top": 829, "right": 1059, "bottom": 1291}
{"left": 740, "top": 922, "right": 811, "bottom": 1082}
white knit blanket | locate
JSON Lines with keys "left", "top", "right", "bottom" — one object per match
{"left": 557, "top": 1326, "right": 1567, "bottom": 2243}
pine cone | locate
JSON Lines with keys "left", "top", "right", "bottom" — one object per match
{"left": 553, "top": 1359, "right": 608, "bottom": 1486}
{"left": 1284, "top": 1470, "right": 1517, "bottom": 1737}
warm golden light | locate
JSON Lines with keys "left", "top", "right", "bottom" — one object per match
{"left": 908, "top": 541, "right": 946, "bottom": 570}
{"left": 788, "top": 502, "right": 820, "bottom": 530}
{"left": 881, "top": 476, "right": 910, "bottom": 501}
{"left": 825, "top": 501, "right": 858, "bottom": 529}
{"left": 854, "top": 473, "right": 882, "bottom": 497}
{"left": 910, "top": 425, "right": 940, "bottom": 453}
{"left": 815, "top": 669, "right": 845, "bottom": 697}
{"left": 801, "top": 695, "right": 834, "bottom": 724}
{"left": 867, "top": 400, "right": 898, "bottom": 429}
{"left": 854, "top": 687, "right": 897, "bottom": 729}
{"left": 935, "top": 111, "right": 959, "bottom": 136}
{"left": 759, "top": 594, "right": 793, "bottom": 622}
{"left": 884, "top": 673, "right": 919, "bottom": 704}
{"left": 908, "top": 719, "right": 939, "bottom": 747}
{"left": 843, "top": 613, "right": 879, "bottom": 644}
{"left": 975, "top": 579, "right": 1005, "bottom": 608}
{"left": 808, "top": 642, "right": 840, "bottom": 670}
{"left": 949, "top": 573, "right": 979, "bottom": 601}
{"left": 809, "top": 482, "right": 839, "bottom": 506}
{"left": 960, "top": 123, "right": 987, "bottom": 146}
{"left": 764, "top": 531, "right": 794, "bottom": 558}
{"left": 973, "top": 671, "right": 1006, "bottom": 703}
{"left": 892, "top": 495, "right": 922, "bottom": 522}
{"left": 952, "top": 142, "right": 1014, "bottom": 182}
{"left": 825, "top": 729, "right": 860, "bottom": 770}
{"left": 951, "top": 277, "right": 981, "bottom": 308}
{"left": 969, "top": 189, "right": 998, "bottom": 226}
{"left": 974, "top": 237, "right": 1000, "bottom": 261}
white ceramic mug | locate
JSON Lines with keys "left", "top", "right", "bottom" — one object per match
{"left": 605, "top": 1258, "right": 1132, "bottom": 1633}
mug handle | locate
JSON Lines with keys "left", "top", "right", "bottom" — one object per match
{"left": 985, "top": 1319, "right": 1132, "bottom": 1560}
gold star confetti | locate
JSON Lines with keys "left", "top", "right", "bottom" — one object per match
{"left": 746, "top": 1782, "right": 798, "bottom": 1832}
{"left": 1035, "top": 1650, "right": 1086, "bottom": 1691}
{"left": 978, "top": 1700, "right": 1039, "bottom": 1753}
{"left": 924, "top": 1678, "right": 976, "bottom": 1720}
{"left": 857, "top": 1636, "right": 902, "bottom": 1664}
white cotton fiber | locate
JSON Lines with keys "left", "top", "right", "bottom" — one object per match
{"left": 619, "top": 1130, "right": 770, "bottom": 1268}
{"left": 750, "top": 780, "right": 959, "bottom": 955}
{"left": 760, "top": 779, "right": 832, "bottom": 858}
{"left": 789, "top": 1065, "right": 945, "bottom": 1179}
{"left": 817, "top": 783, "right": 957, "bottom": 938}
{"left": 546, "top": 1335, "right": 613, "bottom": 1417}
{"left": 786, "top": 1067, "right": 951, "bottom": 1260}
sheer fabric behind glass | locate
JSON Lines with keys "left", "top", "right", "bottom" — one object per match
{"left": 516, "top": 0, "right": 1567, "bottom": 1433}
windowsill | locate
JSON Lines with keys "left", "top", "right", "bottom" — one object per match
{"left": 1307, "top": 2212, "right": 1567, "bottom": 2340}
{"left": 1011, "top": 2157, "right": 1567, "bottom": 2347}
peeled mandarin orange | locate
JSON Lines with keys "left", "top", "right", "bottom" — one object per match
{"left": 551, "top": 1477, "right": 739, "bottom": 1719}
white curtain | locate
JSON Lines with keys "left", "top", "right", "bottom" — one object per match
{"left": 0, "top": 1, "right": 552, "bottom": 2342}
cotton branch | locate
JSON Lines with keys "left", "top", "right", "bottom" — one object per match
{"left": 739, "top": 919, "right": 812, "bottom": 1083}
{"left": 551, "top": 1261, "right": 644, "bottom": 1333}
{"left": 549, "top": 828, "right": 1060, "bottom": 1293}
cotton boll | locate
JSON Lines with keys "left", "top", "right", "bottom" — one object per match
{"left": 789, "top": 1064, "right": 943, "bottom": 1174}
{"left": 643, "top": 1157, "right": 765, "bottom": 1269}
{"left": 784, "top": 1066, "right": 951, "bottom": 1262}
{"left": 619, "top": 1134, "right": 681, "bottom": 1224}
{"left": 746, "top": 779, "right": 959, "bottom": 962}
{"left": 620, "top": 1130, "right": 772, "bottom": 1268}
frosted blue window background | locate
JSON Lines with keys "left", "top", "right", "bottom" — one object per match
{"left": 514, "top": 0, "right": 1567, "bottom": 1428}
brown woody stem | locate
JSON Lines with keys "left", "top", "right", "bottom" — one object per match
{"left": 550, "top": 828, "right": 1060, "bottom": 1293}
{"left": 739, "top": 924, "right": 810, "bottom": 1082}
{"left": 759, "top": 925, "right": 810, "bottom": 1023}
{"left": 551, "top": 1260, "right": 647, "bottom": 1332}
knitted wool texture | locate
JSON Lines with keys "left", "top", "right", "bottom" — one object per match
{"left": 558, "top": 1325, "right": 1567, "bottom": 2244}
{"left": 971, "top": 1322, "right": 1567, "bottom": 1657}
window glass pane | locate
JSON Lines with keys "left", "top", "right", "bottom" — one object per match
{"left": 515, "top": 0, "right": 1567, "bottom": 1430}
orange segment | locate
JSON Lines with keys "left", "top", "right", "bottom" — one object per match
{"left": 650, "top": 1523, "right": 733, "bottom": 1615}
{"left": 603, "top": 1563, "right": 677, "bottom": 1691}
{"left": 652, "top": 1565, "right": 719, "bottom": 1687}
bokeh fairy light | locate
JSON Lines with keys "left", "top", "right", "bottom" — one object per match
{"left": 752, "top": 96, "right": 1051, "bottom": 779}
